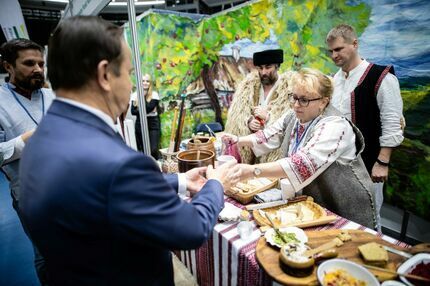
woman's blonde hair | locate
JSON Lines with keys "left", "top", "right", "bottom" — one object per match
{"left": 290, "top": 68, "right": 333, "bottom": 101}
{"left": 142, "top": 73, "right": 153, "bottom": 102}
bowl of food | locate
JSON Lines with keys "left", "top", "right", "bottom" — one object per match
{"left": 264, "top": 226, "right": 308, "bottom": 248}
{"left": 279, "top": 243, "right": 315, "bottom": 277}
{"left": 317, "top": 259, "right": 379, "bottom": 286}
{"left": 397, "top": 253, "right": 430, "bottom": 286}
{"left": 177, "top": 149, "right": 215, "bottom": 172}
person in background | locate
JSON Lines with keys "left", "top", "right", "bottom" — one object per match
{"left": 225, "top": 49, "right": 292, "bottom": 164}
{"left": 0, "top": 38, "right": 55, "bottom": 285}
{"left": 131, "top": 73, "right": 161, "bottom": 159}
{"left": 223, "top": 68, "right": 377, "bottom": 229}
{"left": 326, "top": 24, "right": 404, "bottom": 230}
{"left": 19, "top": 16, "right": 241, "bottom": 286}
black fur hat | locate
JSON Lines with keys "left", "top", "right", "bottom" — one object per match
{"left": 253, "top": 49, "right": 284, "bottom": 66}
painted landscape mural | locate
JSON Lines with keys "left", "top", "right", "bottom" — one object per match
{"left": 124, "top": 0, "right": 430, "bottom": 220}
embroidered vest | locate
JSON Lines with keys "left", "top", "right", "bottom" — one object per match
{"left": 281, "top": 105, "right": 377, "bottom": 228}
{"left": 351, "top": 63, "right": 395, "bottom": 173}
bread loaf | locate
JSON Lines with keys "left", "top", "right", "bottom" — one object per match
{"left": 358, "top": 242, "right": 389, "bottom": 267}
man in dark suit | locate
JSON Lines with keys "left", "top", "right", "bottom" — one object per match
{"left": 19, "top": 16, "right": 240, "bottom": 286}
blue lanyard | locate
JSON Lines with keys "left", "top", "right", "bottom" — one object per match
{"left": 291, "top": 119, "right": 315, "bottom": 154}
{"left": 7, "top": 83, "right": 44, "bottom": 126}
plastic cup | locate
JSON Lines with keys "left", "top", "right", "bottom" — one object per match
{"left": 280, "top": 178, "right": 295, "bottom": 200}
{"left": 237, "top": 221, "right": 253, "bottom": 240}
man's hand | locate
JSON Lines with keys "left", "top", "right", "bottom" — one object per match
{"left": 248, "top": 117, "right": 262, "bottom": 132}
{"left": 206, "top": 160, "right": 241, "bottom": 190}
{"left": 371, "top": 162, "right": 388, "bottom": 183}
{"left": 21, "top": 130, "right": 35, "bottom": 143}
{"left": 185, "top": 166, "right": 208, "bottom": 196}
{"left": 253, "top": 106, "right": 269, "bottom": 121}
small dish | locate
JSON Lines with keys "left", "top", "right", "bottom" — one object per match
{"left": 264, "top": 226, "right": 308, "bottom": 248}
{"left": 317, "top": 259, "right": 379, "bottom": 286}
{"left": 397, "top": 253, "right": 430, "bottom": 286}
{"left": 279, "top": 243, "right": 315, "bottom": 277}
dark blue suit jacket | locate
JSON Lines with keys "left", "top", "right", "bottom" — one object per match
{"left": 20, "top": 100, "right": 224, "bottom": 286}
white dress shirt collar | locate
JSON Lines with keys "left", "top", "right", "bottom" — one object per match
{"left": 55, "top": 97, "right": 118, "bottom": 132}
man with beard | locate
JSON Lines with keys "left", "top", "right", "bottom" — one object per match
{"left": 326, "top": 24, "right": 404, "bottom": 230}
{"left": 0, "top": 38, "right": 55, "bottom": 284}
{"left": 225, "top": 49, "right": 292, "bottom": 164}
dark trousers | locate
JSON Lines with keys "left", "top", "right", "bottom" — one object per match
{"left": 135, "top": 116, "right": 161, "bottom": 160}
{"left": 12, "top": 195, "right": 48, "bottom": 285}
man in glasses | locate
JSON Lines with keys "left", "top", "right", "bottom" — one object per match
{"left": 326, "top": 24, "right": 404, "bottom": 230}
{"left": 0, "top": 38, "right": 55, "bottom": 285}
{"left": 225, "top": 48, "right": 292, "bottom": 164}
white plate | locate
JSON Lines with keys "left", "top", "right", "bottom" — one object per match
{"left": 317, "top": 259, "right": 380, "bottom": 286}
{"left": 397, "top": 253, "right": 430, "bottom": 286}
{"left": 264, "top": 226, "right": 308, "bottom": 248}
{"left": 381, "top": 280, "right": 406, "bottom": 286}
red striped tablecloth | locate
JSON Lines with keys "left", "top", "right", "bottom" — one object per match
{"left": 174, "top": 197, "right": 409, "bottom": 286}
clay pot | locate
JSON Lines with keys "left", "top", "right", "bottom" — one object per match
{"left": 160, "top": 149, "right": 179, "bottom": 173}
{"left": 177, "top": 150, "right": 215, "bottom": 172}
{"left": 187, "top": 137, "right": 215, "bottom": 155}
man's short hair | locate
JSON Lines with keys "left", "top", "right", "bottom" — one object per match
{"left": 0, "top": 38, "right": 44, "bottom": 66}
{"left": 326, "top": 24, "right": 357, "bottom": 44}
{"left": 253, "top": 49, "right": 283, "bottom": 66}
{"left": 48, "top": 16, "right": 124, "bottom": 91}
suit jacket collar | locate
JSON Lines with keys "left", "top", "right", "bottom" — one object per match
{"left": 48, "top": 100, "right": 121, "bottom": 139}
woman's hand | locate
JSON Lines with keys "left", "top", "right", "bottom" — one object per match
{"left": 221, "top": 133, "right": 239, "bottom": 145}
{"left": 206, "top": 160, "right": 241, "bottom": 190}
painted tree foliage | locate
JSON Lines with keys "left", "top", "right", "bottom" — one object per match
{"left": 125, "top": 0, "right": 370, "bottom": 142}
{"left": 124, "top": 0, "right": 430, "bottom": 220}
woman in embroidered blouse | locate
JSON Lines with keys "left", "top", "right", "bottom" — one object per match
{"left": 224, "top": 68, "right": 377, "bottom": 228}
{"left": 131, "top": 74, "right": 161, "bottom": 159}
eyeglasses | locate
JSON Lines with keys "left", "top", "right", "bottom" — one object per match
{"left": 288, "top": 93, "right": 322, "bottom": 107}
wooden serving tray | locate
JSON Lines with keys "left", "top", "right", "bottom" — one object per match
{"left": 253, "top": 198, "right": 334, "bottom": 229}
{"left": 226, "top": 178, "right": 278, "bottom": 204}
{"left": 255, "top": 229, "right": 408, "bottom": 285}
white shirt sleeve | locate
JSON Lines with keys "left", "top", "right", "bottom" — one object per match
{"left": 0, "top": 136, "right": 25, "bottom": 165}
{"left": 278, "top": 117, "right": 357, "bottom": 191}
{"left": 177, "top": 173, "right": 187, "bottom": 196}
{"left": 377, "top": 73, "right": 404, "bottom": 147}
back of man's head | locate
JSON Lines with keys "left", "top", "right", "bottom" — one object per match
{"left": 326, "top": 24, "right": 357, "bottom": 44}
{"left": 48, "top": 16, "right": 124, "bottom": 91}
{"left": 0, "top": 38, "right": 43, "bottom": 67}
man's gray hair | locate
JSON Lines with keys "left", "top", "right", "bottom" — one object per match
{"left": 326, "top": 24, "right": 357, "bottom": 44}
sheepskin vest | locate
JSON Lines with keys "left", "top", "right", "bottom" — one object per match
{"left": 225, "top": 71, "right": 292, "bottom": 164}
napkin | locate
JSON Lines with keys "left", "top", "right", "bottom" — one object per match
{"left": 254, "top": 188, "right": 282, "bottom": 203}
{"left": 218, "top": 202, "right": 242, "bottom": 221}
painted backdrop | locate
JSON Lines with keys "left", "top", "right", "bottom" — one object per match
{"left": 124, "top": 0, "right": 430, "bottom": 220}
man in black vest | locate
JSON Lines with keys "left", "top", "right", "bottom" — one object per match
{"left": 326, "top": 24, "right": 404, "bottom": 230}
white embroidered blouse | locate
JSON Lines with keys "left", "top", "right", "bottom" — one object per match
{"left": 250, "top": 111, "right": 357, "bottom": 192}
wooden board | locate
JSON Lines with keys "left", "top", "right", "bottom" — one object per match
{"left": 255, "top": 229, "right": 408, "bottom": 285}
{"left": 253, "top": 198, "right": 330, "bottom": 229}
{"left": 226, "top": 178, "right": 278, "bottom": 204}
